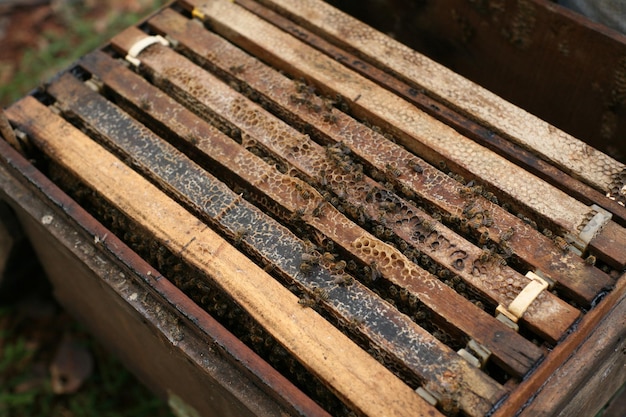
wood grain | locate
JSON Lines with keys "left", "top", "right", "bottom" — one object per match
{"left": 6, "top": 96, "right": 442, "bottom": 417}
{"left": 253, "top": 0, "right": 626, "bottom": 194}
{"left": 48, "top": 66, "right": 509, "bottom": 415}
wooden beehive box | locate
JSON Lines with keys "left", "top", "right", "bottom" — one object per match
{"left": 0, "top": 1, "right": 625, "bottom": 416}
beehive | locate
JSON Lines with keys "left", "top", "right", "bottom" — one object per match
{"left": 1, "top": 1, "right": 625, "bottom": 416}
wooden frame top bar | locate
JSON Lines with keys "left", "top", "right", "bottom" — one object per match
{"left": 254, "top": 0, "right": 626, "bottom": 194}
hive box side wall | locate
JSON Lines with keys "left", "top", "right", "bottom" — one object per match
{"left": 518, "top": 277, "right": 626, "bottom": 417}
{"left": 0, "top": 156, "right": 297, "bottom": 417}
{"left": 329, "top": 0, "right": 626, "bottom": 164}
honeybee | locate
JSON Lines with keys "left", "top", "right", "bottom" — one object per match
{"left": 233, "top": 227, "right": 248, "bottom": 246}
{"left": 463, "top": 201, "right": 482, "bottom": 219}
{"left": 478, "top": 249, "right": 491, "bottom": 263}
{"left": 331, "top": 274, "right": 354, "bottom": 286}
{"left": 296, "top": 183, "right": 312, "bottom": 200}
{"left": 289, "top": 94, "right": 307, "bottom": 105}
{"left": 365, "top": 186, "right": 379, "bottom": 202}
{"left": 299, "top": 262, "right": 314, "bottom": 274}
{"left": 346, "top": 317, "right": 364, "bottom": 331}
{"left": 229, "top": 64, "right": 245, "bottom": 74}
{"left": 399, "top": 288, "right": 409, "bottom": 303}
{"left": 481, "top": 213, "right": 494, "bottom": 227}
{"left": 139, "top": 97, "right": 152, "bottom": 111}
{"left": 585, "top": 254, "right": 596, "bottom": 266}
{"left": 500, "top": 227, "right": 515, "bottom": 242}
{"left": 290, "top": 208, "right": 305, "bottom": 222}
{"left": 492, "top": 253, "right": 507, "bottom": 266}
{"left": 347, "top": 260, "right": 357, "bottom": 271}
{"left": 308, "top": 103, "right": 322, "bottom": 113}
{"left": 312, "top": 201, "right": 326, "bottom": 218}
{"left": 379, "top": 200, "right": 398, "bottom": 212}
{"left": 322, "top": 252, "right": 336, "bottom": 262}
{"left": 323, "top": 113, "right": 338, "bottom": 124}
{"left": 421, "top": 220, "right": 436, "bottom": 233}
{"left": 373, "top": 225, "right": 385, "bottom": 238}
{"left": 298, "top": 296, "right": 316, "bottom": 308}
{"left": 472, "top": 185, "right": 484, "bottom": 196}
{"left": 478, "top": 231, "right": 490, "bottom": 245}
{"left": 312, "top": 287, "right": 329, "bottom": 301}
{"left": 331, "top": 260, "right": 347, "bottom": 272}
{"left": 301, "top": 252, "right": 320, "bottom": 265}
{"left": 459, "top": 186, "right": 473, "bottom": 197}
{"left": 385, "top": 163, "right": 402, "bottom": 177}
{"left": 388, "top": 285, "right": 398, "bottom": 297}
{"left": 408, "top": 159, "right": 424, "bottom": 174}
{"left": 500, "top": 242, "right": 514, "bottom": 258}
{"left": 554, "top": 236, "right": 570, "bottom": 252}
{"left": 368, "top": 261, "right": 381, "bottom": 281}
{"left": 413, "top": 309, "right": 427, "bottom": 321}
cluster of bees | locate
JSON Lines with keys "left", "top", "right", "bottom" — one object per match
{"left": 298, "top": 241, "right": 356, "bottom": 287}
{"left": 290, "top": 79, "right": 338, "bottom": 124}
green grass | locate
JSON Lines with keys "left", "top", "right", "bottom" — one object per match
{"left": 0, "top": 305, "right": 174, "bottom": 417}
{"left": 0, "top": 1, "right": 168, "bottom": 107}
{"left": 0, "top": 3, "right": 182, "bottom": 415}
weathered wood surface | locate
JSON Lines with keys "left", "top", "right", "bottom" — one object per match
{"left": 47, "top": 66, "right": 511, "bottom": 415}
{"left": 492, "top": 275, "right": 626, "bottom": 417}
{"left": 142, "top": 9, "right": 598, "bottom": 331}
{"left": 251, "top": 0, "right": 626, "bottom": 195}
{"left": 6, "top": 96, "right": 442, "bottom": 417}
{"left": 0, "top": 140, "right": 325, "bottom": 417}
{"left": 109, "top": 26, "right": 545, "bottom": 383}
{"left": 324, "top": 0, "right": 626, "bottom": 172}
{"left": 234, "top": 0, "right": 626, "bottom": 228}
{"left": 180, "top": 0, "right": 626, "bottom": 272}
{"left": 120, "top": 18, "right": 579, "bottom": 345}
{"left": 77, "top": 47, "right": 546, "bottom": 378}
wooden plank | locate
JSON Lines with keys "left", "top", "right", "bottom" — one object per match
{"left": 142, "top": 8, "right": 611, "bottom": 307}
{"left": 234, "top": 0, "right": 626, "bottom": 228}
{"left": 325, "top": 0, "right": 626, "bottom": 172}
{"left": 108, "top": 26, "right": 548, "bottom": 380}
{"left": 517, "top": 275, "right": 626, "bottom": 417}
{"left": 0, "top": 161, "right": 322, "bottom": 417}
{"left": 252, "top": 0, "right": 626, "bottom": 195}
{"left": 143, "top": 10, "right": 610, "bottom": 312}
{"left": 137, "top": 12, "right": 580, "bottom": 344}
{"left": 588, "top": 221, "right": 626, "bottom": 268}
{"left": 6, "top": 96, "right": 442, "bottom": 417}
{"left": 47, "top": 67, "right": 508, "bottom": 415}
{"left": 177, "top": 1, "right": 581, "bottom": 237}
{"left": 490, "top": 274, "right": 626, "bottom": 417}
{"left": 181, "top": 0, "right": 626, "bottom": 271}
{"left": 77, "top": 48, "right": 544, "bottom": 378}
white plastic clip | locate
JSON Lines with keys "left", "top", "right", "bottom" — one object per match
{"left": 125, "top": 35, "right": 169, "bottom": 67}
{"left": 496, "top": 271, "right": 548, "bottom": 324}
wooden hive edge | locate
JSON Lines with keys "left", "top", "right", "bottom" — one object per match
{"left": 0, "top": 133, "right": 329, "bottom": 417}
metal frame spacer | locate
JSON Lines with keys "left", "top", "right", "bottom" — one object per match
{"left": 125, "top": 35, "right": 170, "bottom": 67}
{"left": 496, "top": 271, "right": 548, "bottom": 325}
